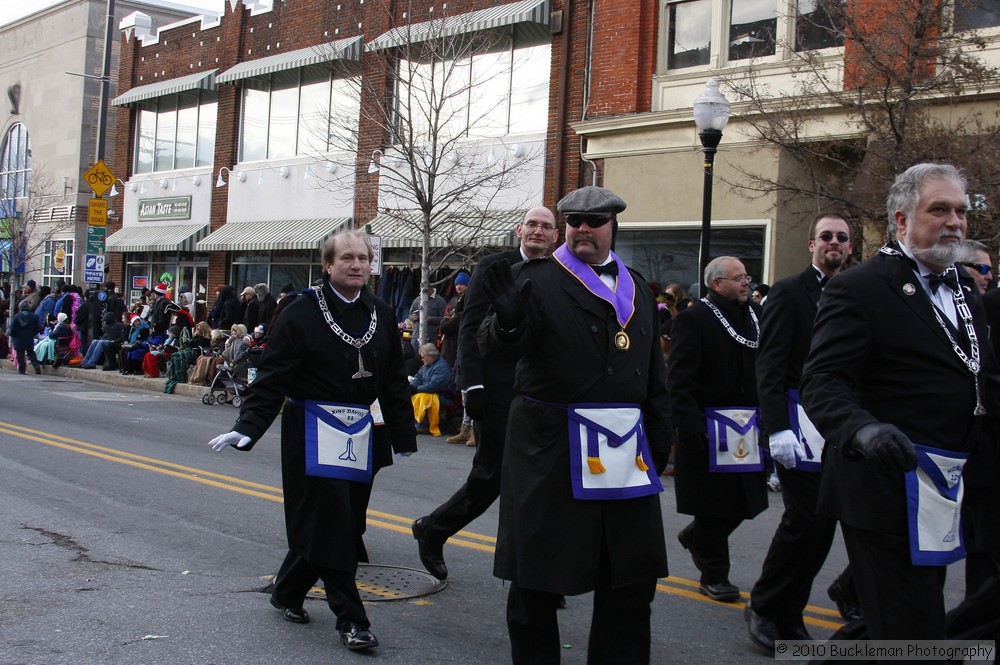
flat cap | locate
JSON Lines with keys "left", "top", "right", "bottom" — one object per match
{"left": 556, "top": 186, "right": 626, "bottom": 215}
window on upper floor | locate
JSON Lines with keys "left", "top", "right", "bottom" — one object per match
{"left": 664, "top": 0, "right": 844, "bottom": 71}
{"left": 0, "top": 123, "right": 31, "bottom": 199}
{"left": 395, "top": 35, "right": 550, "bottom": 143}
{"left": 954, "top": 0, "right": 1000, "bottom": 31}
{"left": 135, "top": 92, "right": 217, "bottom": 175}
{"left": 239, "top": 64, "right": 360, "bottom": 162}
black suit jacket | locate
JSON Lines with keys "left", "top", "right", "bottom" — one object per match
{"left": 756, "top": 265, "right": 824, "bottom": 436}
{"left": 801, "top": 249, "right": 999, "bottom": 533}
{"left": 457, "top": 248, "right": 524, "bottom": 405}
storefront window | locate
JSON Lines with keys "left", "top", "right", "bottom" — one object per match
{"left": 42, "top": 239, "right": 73, "bottom": 286}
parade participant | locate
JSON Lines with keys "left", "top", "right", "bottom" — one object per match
{"left": 960, "top": 240, "right": 993, "bottom": 295}
{"left": 209, "top": 229, "right": 417, "bottom": 653}
{"left": 667, "top": 256, "right": 767, "bottom": 602}
{"left": 745, "top": 213, "right": 860, "bottom": 650}
{"left": 802, "top": 163, "right": 1000, "bottom": 639}
{"left": 480, "top": 186, "right": 671, "bottom": 665}
{"left": 410, "top": 207, "right": 558, "bottom": 580}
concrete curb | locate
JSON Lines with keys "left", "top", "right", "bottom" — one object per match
{"left": 0, "top": 358, "right": 210, "bottom": 400}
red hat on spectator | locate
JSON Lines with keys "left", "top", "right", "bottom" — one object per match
{"left": 154, "top": 283, "right": 169, "bottom": 295}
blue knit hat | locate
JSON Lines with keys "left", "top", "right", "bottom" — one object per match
{"left": 454, "top": 271, "right": 471, "bottom": 287}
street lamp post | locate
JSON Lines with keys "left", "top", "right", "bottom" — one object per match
{"left": 693, "top": 78, "right": 731, "bottom": 286}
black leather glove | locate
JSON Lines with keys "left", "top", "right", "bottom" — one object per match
{"left": 846, "top": 423, "right": 918, "bottom": 471}
{"left": 481, "top": 260, "right": 532, "bottom": 330}
{"left": 463, "top": 388, "right": 487, "bottom": 420}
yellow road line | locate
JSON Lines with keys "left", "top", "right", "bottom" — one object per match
{"left": 0, "top": 421, "right": 845, "bottom": 627}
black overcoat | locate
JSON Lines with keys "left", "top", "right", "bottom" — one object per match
{"left": 482, "top": 258, "right": 671, "bottom": 595}
{"left": 231, "top": 284, "right": 417, "bottom": 570}
{"left": 666, "top": 292, "right": 768, "bottom": 519}
{"left": 801, "top": 248, "right": 1000, "bottom": 535}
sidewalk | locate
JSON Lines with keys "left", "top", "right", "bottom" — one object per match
{"left": 0, "top": 358, "right": 210, "bottom": 400}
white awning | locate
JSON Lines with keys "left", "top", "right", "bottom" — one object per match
{"left": 196, "top": 218, "right": 352, "bottom": 252}
{"left": 105, "top": 224, "right": 209, "bottom": 252}
{"left": 366, "top": 0, "right": 551, "bottom": 51}
{"left": 217, "top": 37, "right": 363, "bottom": 83}
{"left": 112, "top": 70, "right": 217, "bottom": 106}
{"left": 366, "top": 211, "right": 521, "bottom": 248}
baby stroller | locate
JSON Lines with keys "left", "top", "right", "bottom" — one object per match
{"left": 203, "top": 345, "right": 263, "bottom": 407}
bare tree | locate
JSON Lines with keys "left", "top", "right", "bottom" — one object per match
{"left": 722, "top": 0, "right": 1000, "bottom": 256}
{"left": 0, "top": 164, "right": 75, "bottom": 292}
{"left": 315, "top": 15, "right": 545, "bottom": 344}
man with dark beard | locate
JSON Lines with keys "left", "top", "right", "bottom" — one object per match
{"left": 668, "top": 256, "right": 767, "bottom": 603}
{"left": 744, "top": 213, "right": 861, "bottom": 650}
{"left": 802, "top": 163, "right": 1000, "bottom": 639}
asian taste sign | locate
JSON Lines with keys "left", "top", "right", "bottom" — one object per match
{"left": 138, "top": 196, "right": 192, "bottom": 221}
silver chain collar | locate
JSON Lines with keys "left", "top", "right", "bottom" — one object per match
{"left": 701, "top": 297, "right": 760, "bottom": 349}
{"left": 879, "top": 245, "right": 985, "bottom": 415}
{"left": 312, "top": 285, "right": 378, "bottom": 350}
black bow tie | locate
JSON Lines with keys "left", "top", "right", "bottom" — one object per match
{"left": 928, "top": 271, "right": 959, "bottom": 294}
{"left": 591, "top": 262, "right": 618, "bottom": 277}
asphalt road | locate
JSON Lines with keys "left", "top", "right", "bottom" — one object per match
{"left": 0, "top": 369, "right": 967, "bottom": 664}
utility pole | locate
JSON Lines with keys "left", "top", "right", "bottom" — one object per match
{"left": 96, "top": 0, "right": 116, "bottom": 162}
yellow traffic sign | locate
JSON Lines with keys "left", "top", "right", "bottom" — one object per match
{"left": 83, "top": 160, "right": 116, "bottom": 197}
{"left": 88, "top": 197, "right": 108, "bottom": 226}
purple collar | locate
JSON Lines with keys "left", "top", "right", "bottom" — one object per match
{"left": 553, "top": 244, "right": 636, "bottom": 329}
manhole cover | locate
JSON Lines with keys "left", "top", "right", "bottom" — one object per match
{"left": 264, "top": 564, "right": 446, "bottom": 603}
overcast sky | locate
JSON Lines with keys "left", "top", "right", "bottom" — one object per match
{"left": 0, "top": 0, "right": 225, "bottom": 28}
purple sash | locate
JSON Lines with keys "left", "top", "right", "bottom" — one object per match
{"left": 553, "top": 244, "right": 636, "bottom": 329}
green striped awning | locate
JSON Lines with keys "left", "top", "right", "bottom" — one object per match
{"left": 196, "top": 218, "right": 352, "bottom": 252}
{"left": 366, "top": 211, "right": 521, "bottom": 248}
{"left": 105, "top": 224, "right": 209, "bottom": 252}
{"left": 365, "top": 0, "right": 551, "bottom": 51}
{"left": 217, "top": 37, "right": 363, "bottom": 83}
{"left": 111, "top": 70, "right": 217, "bottom": 106}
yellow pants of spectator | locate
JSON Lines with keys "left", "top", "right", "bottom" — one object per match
{"left": 411, "top": 392, "right": 441, "bottom": 436}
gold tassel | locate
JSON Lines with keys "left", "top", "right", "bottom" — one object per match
{"left": 635, "top": 455, "right": 649, "bottom": 472}
{"left": 587, "top": 457, "right": 606, "bottom": 474}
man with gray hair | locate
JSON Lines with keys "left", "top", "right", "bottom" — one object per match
{"left": 667, "top": 255, "right": 767, "bottom": 603}
{"left": 802, "top": 163, "right": 1000, "bottom": 638}
{"left": 254, "top": 282, "right": 278, "bottom": 331}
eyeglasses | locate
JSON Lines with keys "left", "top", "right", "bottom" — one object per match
{"left": 815, "top": 231, "right": 850, "bottom": 243}
{"left": 961, "top": 262, "right": 993, "bottom": 275}
{"left": 722, "top": 274, "right": 753, "bottom": 284}
{"left": 522, "top": 221, "right": 557, "bottom": 232}
{"left": 564, "top": 213, "right": 613, "bottom": 229}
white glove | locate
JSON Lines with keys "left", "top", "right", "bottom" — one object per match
{"left": 210, "top": 431, "right": 252, "bottom": 452}
{"left": 768, "top": 429, "right": 805, "bottom": 469}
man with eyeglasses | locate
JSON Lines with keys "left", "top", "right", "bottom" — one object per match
{"left": 801, "top": 163, "right": 1000, "bottom": 640}
{"left": 744, "top": 213, "right": 861, "bottom": 651}
{"left": 960, "top": 240, "right": 993, "bottom": 295}
{"left": 667, "top": 255, "right": 766, "bottom": 603}
{"left": 410, "top": 207, "right": 558, "bottom": 581}
{"left": 479, "top": 186, "right": 671, "bottom": 664}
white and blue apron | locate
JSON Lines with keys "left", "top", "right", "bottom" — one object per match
{"left": 294, "top": 399, "right": 374, "bottom": 483}
{"left": 786, "top": 389, "right": 825, "bottom": 472}
{"left": 705, "top": 407, "right": 764, "bottom": 473}
{"left": 905, "top": 443, "right": 968, "bottom": 566}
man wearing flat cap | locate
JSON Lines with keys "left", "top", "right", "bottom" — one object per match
{"left": 480, "top": 186, "right": 672, "bottom": 664}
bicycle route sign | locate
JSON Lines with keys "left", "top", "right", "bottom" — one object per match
{"left": 83, "top": 160, "right": 116, "bottom": 197}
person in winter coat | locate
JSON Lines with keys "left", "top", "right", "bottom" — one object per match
{"left": 7, "top": 300, "right": 41, "bottom": 374}
{"left": 212, "top": 286, "right": 242, "bottom": 330}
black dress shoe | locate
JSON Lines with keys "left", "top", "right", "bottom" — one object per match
{"left": 411, "top": 517, "right": 448, "bottom": 580}
{"left": 745, "top": 603, "right": 780, "bottom": 650}
{"left": 339, "top": 622, "right": 379, "bottom": 650}
{"left": 269, "top": 596, "right": 310, "bottom": 624}
{"left": 699, "top": 581, "right": 740, "bottom": 602}
{"left": 828, "top": 579, "right": 863, "bottom": 621}
{"left": 677, "top": 525, "right": 710, "bottom": 575}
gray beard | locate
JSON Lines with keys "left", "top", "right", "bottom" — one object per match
{"left": 906, "top": 239, "right": 963, "bottom": 269}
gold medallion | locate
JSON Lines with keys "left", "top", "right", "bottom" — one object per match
{"left": 614, "top": 330, "right": 630, "bottom": 351}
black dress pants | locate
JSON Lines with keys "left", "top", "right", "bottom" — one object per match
{"left": 841, "top": 524, "right": 947, "bottom": 641}
{"left": 419, "top": 402, "right": 509, "bottom": 543}
{"left": 683, "top": 515, "right": 743, "bottom": 585}
{"left": 750, "top": 466, "right": 842, "bottom": 625}
{"left": 272, "top": 550, "right": 369, "bottom": 630}
{"left": 506, "top": 540, "right": 657, "bottom": 665}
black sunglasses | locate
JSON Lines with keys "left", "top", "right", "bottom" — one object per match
{"left": 815, "top": 231, "right": 849, "bottom": 243}
{"left": 564, "top": 213, "right": 613, "bottom": 229}
{"left": 961, "top": 262, "right": 993, "bottom": 275}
